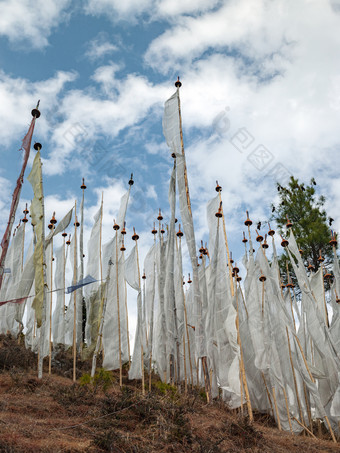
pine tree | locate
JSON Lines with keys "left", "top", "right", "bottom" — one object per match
{"left": 271, "top": 176, "right": 335, "bottom": 278}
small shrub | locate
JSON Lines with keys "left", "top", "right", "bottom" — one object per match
{"left": 154, "top": 381, "right": 177, "bottom": 398}
{"left": 79, "top": 372, "right": 92, "bottom": 386}
{"left": 93, "top": 368, "right": 113, "bottom": 392}
{"left": 79, "top": 368, "right": 114, "bottom": 393}
{"left": 0, "top": 334, "right": 36, "bottom": 371}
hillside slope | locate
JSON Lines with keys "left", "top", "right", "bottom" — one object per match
{"left": 0, "top": 335, "right": 339, "bottom": 453}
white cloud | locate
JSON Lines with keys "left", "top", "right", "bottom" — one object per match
{"left": 157, "top": 0, "right": 220, "bottom": 16}
{"left": 91, "top": 63, "right": 122, "bottom": 94}
{"left": 146, "top": 185, "right": 157, "bottom": 200}
{"left": 0, "top": 0, "right": 71, "bottom": 48}
{"left": 140, "top": 0, "right": 340, "bottom": 241}
{"left": 85, "top": 0, "right": 221, "bottom": 21}
{"left": 85, "top": 0, "right": 153, "bottom": 21}
{"left": 44, "top": 70, "right": 168, "bottom": 176}
{"left": 0, "top": 70, "right": 77, "bottom": 148}
{"left": 85, "top": 33, "right": 119, "bottom": 61}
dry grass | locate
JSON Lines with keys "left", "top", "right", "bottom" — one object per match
{"left": 0, "top": 334, "right": 339, "bottom": 452}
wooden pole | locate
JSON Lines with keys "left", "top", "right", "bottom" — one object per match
{"left": 261, "top": 372, "right": 274, "bottom": 416}
{"left": 183, "top": 333, "right": 187, "bottom": 394}
{"left": 286, "top": 262, "right": 297, "bottom": 332}
{"left": 79, "top": 185, "right": 85, "bottom": 353}
{"left": 294, "top": 333, "right": 337, "bottom": 443}
{"left": 125, "top": 279, "right": 131, "bottom": 367}
{"left": 21, "top": 221, "right": 25, "bottom": 272}
{"left": 286, "top": 327, "right": 305, "bottom": 426}
{"left": 148, "top": 233, "right": 157, "bottom": 391}
{"left": 135, "top": 234, "right": 145, "bottom": 396}
{"left": 115, "top": 227, "right": 122, "bottom": 387}
{"left": 218, "top": 190, "right": 234, "bottom": 296}
{"left": 292, "top": 417, "right": 317, "bottom": 438}
{"left": 91, "top": 274, "right": 109, "bottom": 377}
{"left": 283, "top": 386, "right": 293, "bottom": 434}
{"left": 235, "top": 278, "right": 253, "bottom": 421}
{"left": 183, "top": 292, "right": 193, "bottom": 388}
{"left": 63, "top": 233, "right": 67, "bottom": 344}
{"left": 176, "top": 85, "right": 191, "bottom": 215}
{"left": 99, "top": 193, "right": 103, "bottom": 287}
{"left": 320, "top": 262, "right": 330, "bottom": 328}
{"left": 72, "top": 202, "right": 77, "bottom": 383}
{"left": 201, "top": 356, "right": 210, "bottom": 403}
{"left": 48, "top": 234, "right": 53, "bottom": 375}
{"left": 97, "top": 195, "right": 104, "bottom": 352}
{"left": 272, "top": 387, "right": 282, "bottom": 430}
{"left": 178, "top": 234, "right": 193, "bottom": 388}
{"left": 37, "top": 150, "right": 48, "bottom": 380}
{"left": 261, "top": 279, "right": 265, "bottom": 317}
{"left": 239, "top": 365, "right": 244, "bottom": 416}
{"left": 303, "top": 382, "right": 313, "bottom": 433}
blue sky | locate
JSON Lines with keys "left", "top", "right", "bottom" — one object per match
{"left": 1, "top": 0, "right": 340, "bottom": 287}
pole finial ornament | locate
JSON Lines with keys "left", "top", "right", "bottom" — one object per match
{"left": 31, "top": 100, "right": 41, "bottom": 119}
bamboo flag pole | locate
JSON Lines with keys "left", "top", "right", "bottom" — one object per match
{"left": 216, "top": 184, "right": 234, "bottom": 296}
{"left": 100, "top": 193, "right": 103, "bottom": 285}
{"left": 293, "top": 334, "right": 337, "bottom": 443}
{"left": 282, "top": 386, "right": 293, "bottom": 434}
{"left": 21, "top": 204, "right": 29, "bottom": 272}
{"left": 292, "top": 417, "right": 317, "bottom": 439}
{"left": 113, "top": 219, "right": 122, "bottom": 387}
{"left": 91, "top": 267, "right": 109, "bottom": 378}
{"left": 286, "top": 262, "right": 297, "bottom": 332}
{"left": 176, "top": 225, "right": 191, "bottom": 390}
{"left": 239, "top": 366, "right": 244, "bottom": 416}
{"left": 80, "top": 179, "right": 86, "bottom": 350}
{"left": 272, "top": 387, "right": 282, "bottom": 430}
{"left": 183, "top": 290, "right": 193, "bottom": 388}
{"left": 303, "top": 382, "right": 313, "bottom": 433}
{"left": 48, "top": 233, "right": 53, "bottom": 374}
{"left": 176, "top": 78, "right": 191, "bottom": 215}
{"left": 34, "top": 144, "right": 48, "bottom": 380}
{"left": 157, "top": 212, "right": 167, "bottom": 384}
{"left": 73, "top": 201, "right": 78, "bottom": 383}
{"left": 0, "top": 102, "right": 40, "bottom": 291}
{"left": 183, "top": 333, "right": 187, "bottom": 394}
{"left": 286, "top": 326, "right": 305, "bottom": 427}
{"left": 62, "top": 231, "right": 68, "bottom": 344}
{"left": 320, "top": 261, "right": 330, "bottom": 328}
{"left": 149, "top": 226, "right": 157, "bottom": 391}
{"left": 260, "top": 272, "right": 266, "bottom": 317}
{"left": 235, "top": 277, "right": 253, "bottom": 421}
{"left": 133, "top": 228, "right": 145, "bottom": 395}
{"left": 125, "top": 279, "right": 130, "bottom": 367}
{"left": 261, "top": 372, "right": 274, "bottom": 416}
{"left": 98, "top": 193, "right": 104, "bottom": 352}
{"left": 48, "top": 213, "right": 57, "bottom": 375}
{"left": 121, "top": 221, "right": 131, "bottom": 367}
{"left": 176, "top": 78, "right": 208, "bottom": 394}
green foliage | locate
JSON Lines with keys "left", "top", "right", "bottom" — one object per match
{"left": 271, "top": 176, "right": 335, "bottom": 279}
{"left": 154, "top": 381, "right": 177, "bottom": 398}
{"left": 80, "top": 368, "right": 113, "bottom": 393}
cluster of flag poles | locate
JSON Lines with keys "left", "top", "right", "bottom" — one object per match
{"left": 0, "top": 80, "right": 339, "bottom": 442}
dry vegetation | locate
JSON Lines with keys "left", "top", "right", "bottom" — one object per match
{"left": 0, "top": 334, "right": 339, "bottom": 452}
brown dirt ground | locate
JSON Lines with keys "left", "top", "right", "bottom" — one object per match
{"left": 0, "top": 334, "right": 339, "bottom": 453}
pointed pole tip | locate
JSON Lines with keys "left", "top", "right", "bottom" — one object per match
{"left": 175, "top": 76, "right": 182, "bottom": 88}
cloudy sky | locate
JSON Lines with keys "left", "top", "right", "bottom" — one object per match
{"left": 1, "top": 0, "right": 340, "bottom": 294}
